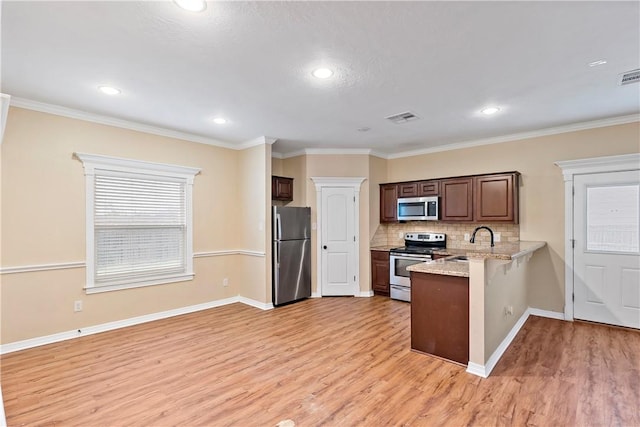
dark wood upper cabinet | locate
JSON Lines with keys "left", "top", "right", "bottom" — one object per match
{"left": 440, "top": 178, "right": 474, "bottom": 221}
{"left": 272, "top": 176, "right": 293, "bottom": 201}
{"left": 418, "top": 180, "right": 439, "bottom": 197}
{"left": 397, "top": 182, "right": 418, "bottom": 198}
{"left": 474, "top": 173, "right": 518, "bottom": 223}
{"left": 379, "top": 171, "right": 519, "bottom": 224}
{"left": 380, "top": 184, "right": 398, "bottom": 223}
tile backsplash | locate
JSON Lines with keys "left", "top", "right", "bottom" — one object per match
{"left": 371, "top": 222, "right": 520, "bottom": 249}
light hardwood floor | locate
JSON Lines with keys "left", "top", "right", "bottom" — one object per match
{"left": 2, "top": 296, "right": 639, "bottom": 426}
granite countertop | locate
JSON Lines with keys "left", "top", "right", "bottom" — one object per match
{"left": 407, "top": 241, "right": 546, "bottom": 277}
{"left": 408, "top": 257, "right": 471, "bottom": 277}
{"left": 432, "top": 241, "right": 547, "bottom": 261}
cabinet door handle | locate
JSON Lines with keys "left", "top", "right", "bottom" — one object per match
{"left": 323, "top": 245, "right": 327, "bottom": 250}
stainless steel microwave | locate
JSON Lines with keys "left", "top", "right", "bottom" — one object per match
{"left": 397, "top": 196, "right": 439, "bottom": 221}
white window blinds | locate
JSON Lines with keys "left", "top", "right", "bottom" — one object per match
{"left": 94, "top": 172, "right": 187, "bottom": 285}
{"left": 75, "top": 153, "right": 200, "bottom": 293}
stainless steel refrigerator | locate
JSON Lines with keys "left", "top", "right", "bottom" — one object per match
{"left": 272, "top": 206, "right": 311, "bottom": 306}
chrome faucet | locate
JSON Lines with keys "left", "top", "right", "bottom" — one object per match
{"left": 470, "top": 225, "right": 495, "bottom": 247}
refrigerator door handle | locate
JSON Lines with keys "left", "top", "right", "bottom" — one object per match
{"left": 276, "top": 213, "right": 282, "bottom": 241}
{"left": 273, "top": 241, "right": 279, "bottom": 303}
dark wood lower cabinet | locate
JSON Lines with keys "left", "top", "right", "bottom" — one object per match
{"left": 410, "top": 271, "right": 469, "bottom": 365}
{"left": 371, "top": 250, "right": 390, "bottom": 296}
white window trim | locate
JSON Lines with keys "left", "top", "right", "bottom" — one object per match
{"left": 75, "top": 152, "right": 201, "bottom": 294}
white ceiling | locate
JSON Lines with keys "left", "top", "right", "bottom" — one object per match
{"left": 2, "top": 1, "right": 639, "bottom": 157}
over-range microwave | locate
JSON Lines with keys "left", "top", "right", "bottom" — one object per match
{"left": 397, "top": 196, "right": 439, "bottom": 221}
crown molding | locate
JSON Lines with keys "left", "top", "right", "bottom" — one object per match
{"left": 273, "top": 114, "right": 639, "bottom": 160}
{"left": 10, "top": 97, "right": 637, "bottom": 160}
{"left": 387, "top": 114, "right": 640, "bottom": 160}
{"left": 239, "top": 136, "right": 277, "bottom": 150}
{"left": 304, "top": 148, "right": 373, "bottom": 156}
{"left": 274, "top": 149, "right": 306, "bottom": 159}
{"left": 272, "top": 148, "right": 388, "bottom": 159}
{"left": 9, "top": 97, "right": 242, "bottom": 149}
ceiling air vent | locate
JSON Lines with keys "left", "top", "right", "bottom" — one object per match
{"left": 618, "top": 69, "right": 640, "bottom": 86}
{"left": 385, "top": 111, "right": 420, "bottom": 124}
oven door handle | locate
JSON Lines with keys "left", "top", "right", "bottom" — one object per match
{"left": 390, "top": 255, "right": 432, "bottom": 262}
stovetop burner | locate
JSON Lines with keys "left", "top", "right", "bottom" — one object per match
{"left": 390, "top": 232, "right": 447, "bottom": 256}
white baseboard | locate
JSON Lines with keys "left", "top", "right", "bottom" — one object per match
{"left": 237, "top": 296, "right": 274, "bottom": 311}
{"left": 310, "top": 291, "right": 373, "bottom": 298}
{"left": 0, "top": 295, "right": 275, "bottom": 355}
{"left": 528, "top": 307, "right": 566, "bottom": 320}
{"left": 466, "top": 306, "right": 567, "bottom": 378}
{"left": 466, "top": 362, "right": 487, "bottom": 378}
{"left": 356, "top": 290, "right": 374, "bottom": 297}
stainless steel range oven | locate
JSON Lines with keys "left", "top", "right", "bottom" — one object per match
{"left": 389, "top": 233, "right": 446, "bottom": 302}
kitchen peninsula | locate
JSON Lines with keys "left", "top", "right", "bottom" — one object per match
{"left": 408, "top": 241, "right": 546, "bottom": 377}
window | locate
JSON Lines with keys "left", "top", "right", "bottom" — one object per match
{"left": 75, "top": 153, "right": 200, "bottom": 293}
{"left": 586, "top": 184, "right": 639, "bottom": 253}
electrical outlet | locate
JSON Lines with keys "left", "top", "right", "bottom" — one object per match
{"left": 223, "top": 278, "right": 229, "bottom": 287}
{"left": 398, "top": 232, "right": 404, "bottom": 238}
{"left": 464, "top": 233, "right": 470, "bottom": 241}
{"left": 74, "top": 300, "right": 83, "bottom": 312}
{"left": 494, "top": 233, "right": 501, "bottom": 243}
{"left": 504, "top": 305, "right": 514, "bottom": 316}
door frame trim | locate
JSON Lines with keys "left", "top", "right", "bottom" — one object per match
{"left": 311, "top": 177, "right": 366, "bottom": 297}
{"left": 555, "top": 153, "right": 640, "bottom": 320}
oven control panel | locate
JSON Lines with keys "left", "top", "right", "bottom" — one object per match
{"left": 404, "top": 233, "right": 445, "bottom": 242}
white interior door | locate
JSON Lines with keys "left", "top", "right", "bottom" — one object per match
{"left": 321, "top": 187, "right": 356, "bottom": 296}
{"left": 574, "top": 170, "right": 640, "bottom": 328}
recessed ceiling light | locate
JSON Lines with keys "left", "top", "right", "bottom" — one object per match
{"left": 98, "top": 86, "right": 121, "bottom": 95}
{"left": 312, "top": 68, "right": 333, "bottom": 79}
{"left": 588, "top": 59, "right": 607, "bottom": 67}
{"left": 174, "top": 0, "right": 207, "bottom": 12}
{"left": 481, "top": 106, "right": 500, "bottom": 115}
{"left": 212, "top": 117, "right": 227, "bottom": 124}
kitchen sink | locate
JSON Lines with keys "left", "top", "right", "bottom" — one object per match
{"left": 448, "top": 255, "right": 469, "bottom": 262}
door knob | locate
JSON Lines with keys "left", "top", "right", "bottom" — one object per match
{"left": 323, "top": 245, "right": 327, "bottom": 250}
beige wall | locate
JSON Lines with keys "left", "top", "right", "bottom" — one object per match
{"left": 368, "top": 155, "right": 387, "bottom": 240}
{"left": 237, "top": 144, "right": 271, "bottom": 303}
{"left": 483, "top": 257, "right": 529, "bottom": 359}
{"left": 387, "top": 122, "right": 640, "bottom": 312}
{"left": 282, "top": 155, "right": 307, "bottom": 207}
{"left": 0, "top": 107, "right": 271, "bottom": 344}
{"left": 271, "top": 157, "right": 283, "bottom": 176}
